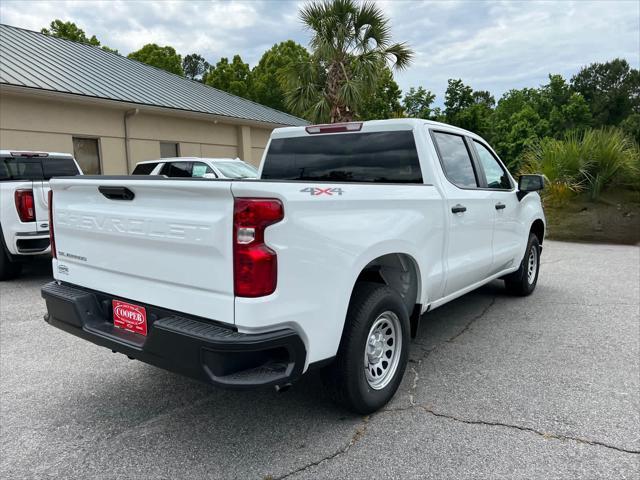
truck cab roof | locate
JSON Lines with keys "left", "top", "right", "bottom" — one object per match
{"left": 0, "top": 150, "right": 74, "bottom": 158}
{"left": 136, "top": 157, "right": 244, "bottom": 165}
{"left": 271, "top": 118, "right": 480, "bottom": 141}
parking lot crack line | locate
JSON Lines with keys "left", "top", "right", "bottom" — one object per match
{"left": 273, "top": 415, "right": 371, "bottom": 479}
{"left": 417, "top": 406, "right": 640, "bottom": 455}
{"left": 379, "top": 404, "right": 639, "bottom": 454}
{"left": 446, "top": 296, "right": 497, "bottom": 344}
{"left": 408, "top": 364, "right": 420, "bottom": 406}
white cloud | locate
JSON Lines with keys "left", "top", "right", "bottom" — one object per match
{"left": 1, "top": 0, "right": 638, "bottom": 105}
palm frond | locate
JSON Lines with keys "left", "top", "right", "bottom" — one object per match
{"left": 384, "top": 42, "right": 414, "bottom": 71}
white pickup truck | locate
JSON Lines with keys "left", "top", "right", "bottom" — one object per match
{"left": 42, "top": 119, "right": 545, "bottom": 413}
{"left": 1, "top": 151, "right": 82, "bottom": 279}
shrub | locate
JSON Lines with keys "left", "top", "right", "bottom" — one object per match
{"left": 581, "top": 128, "right": 639, "bottom": 198}
{"left": 521, "top": 127, "right": 639, "bottom": 203}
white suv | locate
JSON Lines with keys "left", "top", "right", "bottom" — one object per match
{"left": 0, "top": 150, "right": 82, "bottom": 279}
{"left": 132, "top": 157, "right": 258, "bottom": 179}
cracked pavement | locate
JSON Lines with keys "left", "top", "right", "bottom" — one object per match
{"left": 1, "top": 240, "right": 638, "bottom": 479}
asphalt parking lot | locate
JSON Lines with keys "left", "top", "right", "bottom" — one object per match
{"left": 1, "top": 240, "right": 638, "bottom": 479}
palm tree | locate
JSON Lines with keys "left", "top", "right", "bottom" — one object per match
{"left": 283, "top": 0, "right": 413, "bottom": 123}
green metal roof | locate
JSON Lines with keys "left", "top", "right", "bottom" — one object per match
{"left": 0, "top": 24, "right": 307, "bottom": 127}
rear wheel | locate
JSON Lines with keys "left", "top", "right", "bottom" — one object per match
{"left": 325, "top": 282, "right": 410, "bottom": 414}
{"left": 0, "top": 246, "right": 22, "bottom": 281}
{"left": 504, "top": 233, "right": 540, "bottom": 296}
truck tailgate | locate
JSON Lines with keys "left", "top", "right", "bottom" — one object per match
{"left": 50, "top": 177, "right": 235, "bottom": 324}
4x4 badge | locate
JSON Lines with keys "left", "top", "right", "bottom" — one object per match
{"left": 300, "top": 187, "right": 344, "bottom": 196}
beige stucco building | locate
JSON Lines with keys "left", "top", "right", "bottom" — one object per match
{"left": 0, "top": 24, "right": 306, "bottom": 175}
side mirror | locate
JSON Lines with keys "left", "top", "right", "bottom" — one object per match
{"left": 517, "top": 174, "right": 544, "bottom": 200}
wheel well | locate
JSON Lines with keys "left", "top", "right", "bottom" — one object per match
{"left": 354, "top": 253, "right": 421, "bottom": 336}
{"left": 531, "top": 219, "right": 545, "bottom": 244}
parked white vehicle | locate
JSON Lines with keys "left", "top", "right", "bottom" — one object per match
{"left": 132, "top": 157, "right": 258, "bottom": 179}
{"left": 0, "top": 150, "right": 81, "bottom": 279}
{"left": 42, "top": 119, "right": 545, "bottom": 413}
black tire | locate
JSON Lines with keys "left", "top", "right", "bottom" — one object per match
{"left": 504, "top": 233, "right": 540, "bottom": 296}
{"left": 324, "top": 282, "right": 410, "bottom": 414}
{"left": 0, "top": 246, "right": 22, "bottom": 281}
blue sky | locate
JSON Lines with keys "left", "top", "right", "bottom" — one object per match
{"left": 1, "top": 0, "right": 638, "bottom": 106}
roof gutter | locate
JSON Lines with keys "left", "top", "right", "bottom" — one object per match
{"left": 124, "top": 108, "right": 139, "bottom": 173}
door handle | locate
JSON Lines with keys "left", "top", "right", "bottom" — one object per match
{"left": 495, "top": 202, "right": 506, "bottom": 210}
{"left": 98, "top": 186, "right": 135, "bottom": 201}
{"left": 451, "top": 204, "right": 467, "bottom": 214}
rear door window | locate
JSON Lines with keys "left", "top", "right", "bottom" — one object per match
{"left": 160, "top": 162, "right": 193, "bottom": 178}
{"left": 261, "top": 131, "right": 423, "bottom": 183}
{"left": 431, "top": 132, "right": 478, "bottom": 188}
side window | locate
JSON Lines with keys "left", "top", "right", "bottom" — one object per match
{"left": 191, "top": 162, "right": 215, "bottom": 178}
{"left": 160, "top": 142, "right": 179, "bottom": 158}
{"left": 72, "top": 137, "right": 101, "bottom": 174}
{"left": 432, "top": 132, "right": 478, "bottom": 188}
{"left": 473, "top": 141, "right": 512, "bottom": 189}
{"left": 160, "top": 162, "right": 192, "bottom": 178}
{"left": 132, "top": 163, "right": 158, "bottom": 175}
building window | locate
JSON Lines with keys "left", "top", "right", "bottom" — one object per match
{"left": 160, "top": 142, "right": 179, "bottom": 158}
{"left": 72, "top": 137, "right": 101, "bottom": 175}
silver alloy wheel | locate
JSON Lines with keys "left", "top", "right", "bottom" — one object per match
{"left": 364, "top": 311, "right": 402, "bottom": 390}
{"left": 527, "top": 245, "right": 538, "bottom": 284}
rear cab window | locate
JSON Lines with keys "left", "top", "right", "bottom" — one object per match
{"left": 0, "top": 155, "right": 80, "bottom": 181}
{"left": 261, "top": 131, "right": 423, "bottom": 183}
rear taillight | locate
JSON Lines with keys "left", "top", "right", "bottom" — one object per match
{"left": 233, "top": 198, "right": 284, "bottom": 297}
{"left": 48, "top": 190, "right": 56, "bottom": 258}
{"left": 14, "top": 190, "right": 35, "bottom": 222}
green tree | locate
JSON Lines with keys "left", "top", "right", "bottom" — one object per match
{"left": 571, "top": 58, "right": 640, "bottom": 127}
{"left": 402, "top": 86, "right": 436, "bottom": 119}
{"left": 490, "top": 88, "right": 549, "bottom": 168}
{"left": 251, "top": 41, "right": 310, "bottom": 113}
{"left": 444, "top": 79, "right": 474, "bottom": 122}
{"left": 472, "top": 90, "right": 495, "bottom": 108}
{"left": 204, "top": 55, "right": 252, "bottom": 98}
{"left": 128, "top": 44, "right": 183, "bottom": 76}
{"left": 182, "top": 54, "right": 209, "bottom": 81}
{"left": 358, "top": 67, "right": 403, "bottom": 120}
{"left": 444, "top": 80, "right": 493, "bottom": 138}
{"left": 283, "top": 0, "right": 413, "bottom": 123}
{"left": 548, "top": 93, "right": 592, "bottom": 136}
{"left": 41, "top": 19, "right": 117, "bottom": 53}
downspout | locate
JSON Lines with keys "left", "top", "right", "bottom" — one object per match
{"left": 123, "top": 108, "right": 139, "bottom": 173}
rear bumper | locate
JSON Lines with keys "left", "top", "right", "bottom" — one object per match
{"left": 41, "top": 281, "right": 306, "bottom": 388}
{"left": 0, "top": 224, "right": 50, "bottom": 259}
{"left": 15, "top": 231, "right": 50, "bottom": 254}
